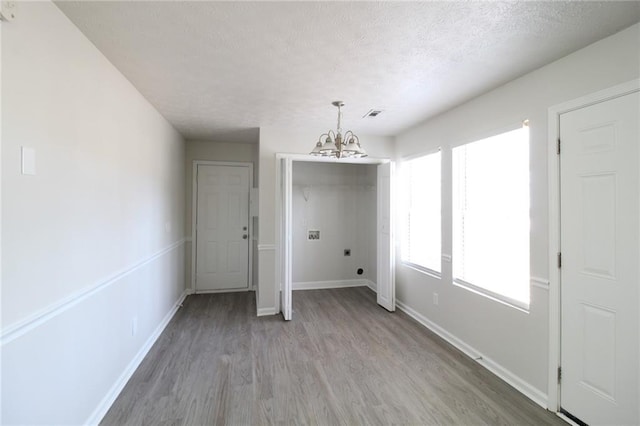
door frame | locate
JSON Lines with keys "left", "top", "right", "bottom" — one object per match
{"left": 191, "top": 160, "right": 254, "bottom": 293}
{"left": 275, "top": 153, "right": 392, "bottom": 318}
{"left": 546, "top": 79, "right": 639, "bottom": 411}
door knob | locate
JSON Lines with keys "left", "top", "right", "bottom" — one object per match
{"left": 243, "top": 235, "right": 248, "bottom": 239}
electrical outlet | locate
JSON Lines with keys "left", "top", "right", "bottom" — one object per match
{"left": 344, "top": 249, "right": 351, "bottom": 256}
{"left": 308, "top": 230, "right": 320, "bottom": 240}
{"left": 433, "top": 293, "right": 439, "bottom": 305}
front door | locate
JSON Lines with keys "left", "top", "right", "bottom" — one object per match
{"left": 559, "top": 90, "right": 639, "bottom": 425}
{"left": 195, "top": 164, "right": 250, "bottom": 292}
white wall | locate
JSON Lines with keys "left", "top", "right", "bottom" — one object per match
{"left": 292, "top": 162, "right": 376, "bottom": 286}
{"left": 1, "top": 2, "right": 186, "bottom": 424}
{"left": 394, "top": 23, "right": 640, "bottom": 404}
{"left": 258, "top": 127, "right": 393, "bottom": 312}
{"left": 184, "top": 140, "right": 258, "bottom": 291}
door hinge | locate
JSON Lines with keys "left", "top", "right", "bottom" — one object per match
{"left": 557, "top": 252, "right": 562, "bottom": 268}
{"left": 557, "top": 366, "right": 562, "bottom": 384}
{"left": 557, "top": 138, "right": 561, "bottom": 155}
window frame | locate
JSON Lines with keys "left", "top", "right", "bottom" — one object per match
{"left": 399, "top": 148, "right": 442, "bottom": 278}
{"left": 450, "top": 123, "right": 531, "bottom": 311}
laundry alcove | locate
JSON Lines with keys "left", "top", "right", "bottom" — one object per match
{"left": 276, "top": 154, "right": 395, "bottom": 320}
{"left": 292, "top": 162, "right": 377, "bottom": 289}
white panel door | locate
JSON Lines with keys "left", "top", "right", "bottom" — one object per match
{"left": 560, "top": 91, "right": 639, "bottom": 425}
{"left": 377, "top": 162, "right": 395, "bottom": 311}
{"left": 196, "top": 164, "right": 250, "bottom": 292}
{"left": 280, "top": 158, "right": 293, "bottom": 320}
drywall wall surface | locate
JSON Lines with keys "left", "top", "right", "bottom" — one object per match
{"left": 258, "top": 127, "right": 393, "bottom": 311}
{"left": 292, "top": 162, "right": 377, "bottom": 284}
{"left": 1, "top": 2, "right": 185, "bottom": 424}
{"left": 394, "top": 23, "right": 639, "bottom": 400}
{"left": 184, "top": 140, "right": 258, "bottom": 290}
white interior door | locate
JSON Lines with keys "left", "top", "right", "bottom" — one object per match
{"left": 281, "top": 158, "right": 293, "bottom": 320}
{"left": 560, "top": 91, "right": 639, "bottom": 425}
{"left": 377, "top": 161, "right": 395, "bottom": 311}
{"left": 196, "top": 164, "right": 250, "bottom": 292}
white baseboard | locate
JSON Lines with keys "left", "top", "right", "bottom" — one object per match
{"left": 257, "top": 307, "right": 277, "bottom": 316}
{"left": 365, "top": 280, "right": 376, "bottom": 292}
{"left": 396, "top": 299, "right": 548, "bottom": 409}
{"left": 293, "top": 279, "right": 373, "bottom": 291}
{"left": 85, "top": 290, "right": 188, "bottom": 425}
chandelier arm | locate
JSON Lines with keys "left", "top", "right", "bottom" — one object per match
{"left": 317, "top": 132, "right": 331, "bottom": 142}
{"left": 343, "top": 130, "right": 356, "bottom": 145}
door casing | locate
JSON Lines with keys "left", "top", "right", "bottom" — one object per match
{"left": 191, "top": 160, "right": 254, "bottom": 293}
{"left": 547, "top": 79, "right": 640, "bottom": 412}
{"left": 275, "top": 154, "right": 393, "bottom": 318}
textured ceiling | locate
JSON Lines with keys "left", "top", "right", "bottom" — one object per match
{"left": 54, "top": 1, "right": 640, "bottom": 143}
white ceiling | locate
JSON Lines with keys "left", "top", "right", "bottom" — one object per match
{"left": 55, "top": 1, "right": 640, "bottom": 143}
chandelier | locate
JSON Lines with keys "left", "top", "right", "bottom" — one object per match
{"left": 310, "top": 101, "right": 367, "bottom": 158}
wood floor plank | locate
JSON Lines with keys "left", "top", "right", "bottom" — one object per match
{"left": 101, "top": 287, "right": 565, "bottom": 426}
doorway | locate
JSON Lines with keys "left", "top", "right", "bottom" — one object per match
{"left": 192, "top": 162, "right": 253, "bottom": 293}
{"left": 549, "top": 82, "right": 639, "bottom": 425}
{"left": 276, "top": 155, "right": 395, "bottom": 320}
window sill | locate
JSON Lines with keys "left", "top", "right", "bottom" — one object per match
{"left": 401, "top": 262, "right": 441, "bottom": 280}
{"left": 452, "top": 278, "right": 530, "bottom": 313}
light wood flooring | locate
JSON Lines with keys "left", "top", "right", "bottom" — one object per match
{"left": 101, "top": 287, "right": 566, "bottom": 425}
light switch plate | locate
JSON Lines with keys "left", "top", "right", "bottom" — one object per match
{"left": 21, "top": 147, "right": 36, "bottom": 175}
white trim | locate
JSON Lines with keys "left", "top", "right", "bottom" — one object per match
{"left": 257, "top": 243, "right": 275, "bottom": 251}
{"left": 452, "top": 278, "right": 530, "bottom": 313}
{"left": 400, "top": 146, "right": 442, "bottom": 162}
{"left": 191, "top": 161, "right": 254, "bottom": 293}
{"left": 396, "top": 299, "right": 548, "bottom": 409}
{"left": 85, "top": 290, "right": 188, "bottom": 425}
{"left": 0, "top": 239, "right": 186, "bottom": 345}
{"left": 274, "top": 153, "right": 392, "bottom": 317}
{"left": 547, "top": 79, "right": 640, "bottom": 412}
{"left": 531, "top": 277, "right": 550, "bottom": 291}
{"left": 401, "top": 262, "right": 442, "bottom": 280}
{"left": 292, "top": 279, "right": 371, "bottom": 291}
{"left": 274, "top": 153, "right": 390, "bottom": 165}
{"left": 193, "top": 288, "right": 250, "bottom": 295}
{"left": 365, "top": 279, "right": 377, "bottom": 292}
{"left": 257, "top": 307, "right": 277, "bottom": 317}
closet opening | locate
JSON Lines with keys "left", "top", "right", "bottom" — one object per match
{"left": 276, "top": 154, "right": 395, "bottom": 321}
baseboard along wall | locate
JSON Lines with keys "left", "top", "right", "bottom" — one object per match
{"left": 395, "top": 299, "right": 548, "bottom": 409}
{"left": 293, "top": 279, "right": 375, "bottom": 291}
{"left": 1, "top": 241, "right": 186, "bottom": 426}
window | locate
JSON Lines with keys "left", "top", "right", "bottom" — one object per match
{"left": 452, "top": 125, "right": 530, "bottom": 309}
{"left": 401, "top": 150, "right": 441, "bottom": 274}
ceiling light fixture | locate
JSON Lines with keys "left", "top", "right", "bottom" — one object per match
{"left": 310, "top": 101, "right": 367, "bottom": 159}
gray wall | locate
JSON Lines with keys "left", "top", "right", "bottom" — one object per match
{"left": 292, "top": 162, "right": 377, "bottom": 285}
{"left": 1, "top": 2, "right": 186, "bottom": 424}
{"left": 393, "top": 23, "right": 640, "bottom": 402}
